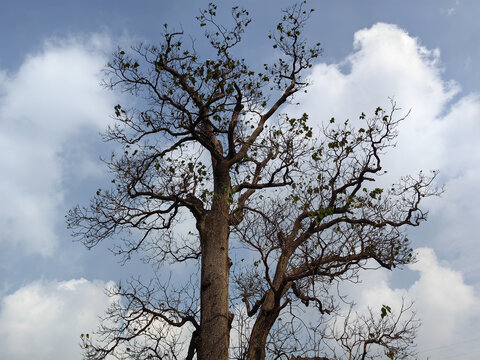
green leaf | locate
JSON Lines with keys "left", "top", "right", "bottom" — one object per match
{"left": 381, "top": 304, "right": 392, "bottom": 319}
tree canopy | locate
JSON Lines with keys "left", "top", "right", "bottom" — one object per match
{"left": 68, "top": 2, "right": 440, "bottom": 359}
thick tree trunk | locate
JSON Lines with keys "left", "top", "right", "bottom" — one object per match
{"left": 246, "top": 254, "right": 291, "bottom": 360}
{"left": 197, "top": 163, "right": 231, "bottom": 360}
{"left": 246, "top": 290, "right": 281, "bottom": 360}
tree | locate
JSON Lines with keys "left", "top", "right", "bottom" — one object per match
{"left": 68, "top": 3, "right": 440, "bottom": 359}
{"left": 326, "top": 300, "right": 420, "bottom": 360}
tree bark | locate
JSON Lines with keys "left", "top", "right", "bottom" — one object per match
{"left": 197, "top": 162, "right": 231, "bottom": 360}
{"left": 246, "top": 291, "right": 281, "bottom": 360}
{"left": 246, "top": 254, "right": 291, "bottom": 360}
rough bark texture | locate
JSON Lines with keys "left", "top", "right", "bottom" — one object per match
{"left": 198, "top": 164, "right": 231, "bottom": 360}
{"left": 246, "top": 293, "right": 281, "bottom": 360}
{"left": 198, "top": 221, "right": 230, "bottom": 359}
{"left": 246, "top": 253, "right": 292, "bottom": 360}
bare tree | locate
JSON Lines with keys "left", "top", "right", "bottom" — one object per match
{"left": 68, "top": 2, "right": 440, "bottom": 359}
{"left": 325, "top": 300, "right": 419, "bottom": 360}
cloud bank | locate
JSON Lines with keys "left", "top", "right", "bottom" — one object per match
{"left": 295, "top": 22, "right": 480, "bottom": 359}
{"left": 354, "top": 248, "right": 480, "bottom": 358}
{"left": 292, "top": 22, "right": 480, "bottom": 274}
{"left": 0, "top": 35, "right": 115, "bottom": 256}
{"left": 0, "top": 278, "right": 114, "bottom": 360}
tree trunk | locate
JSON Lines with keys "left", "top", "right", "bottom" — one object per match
{"left": 197, "top": 163, "right": 231, "bottom": 360}
{"left": 246, "top": 254, "right": 291, "bottom": 360}
{"left": 246, "top": 290, "right": 281, "bottom": 360}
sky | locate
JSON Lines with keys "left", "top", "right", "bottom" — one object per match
{"left": 0, "top": 0, "right": 479, "bottom": 359}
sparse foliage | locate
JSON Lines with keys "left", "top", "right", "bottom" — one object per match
{"left": 326, "top": 300, "right": 419, "bottom": 360}
{"left": 68, "top": 2, "right": 440, "bottom": 359}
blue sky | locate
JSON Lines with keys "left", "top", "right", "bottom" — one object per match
{"left": 0, "top": 1, "right": 479, "bottom": 359}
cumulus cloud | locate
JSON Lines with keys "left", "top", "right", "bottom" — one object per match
{"left": 300, "top": 23, "right": 457, "bottom": 112}
{"left": 0, "top": 278, "right": 115, "bottom": 360}
{"left": 409, "top": 249, "right": 479, "bottom": 346}
{"left": 291, "top": 23, "right": 460, "bottom": 176}
{"left": 287, "top": 22, "right": 480, "bottom": 358}
{"left": 290, "top": 22, "right": 480, "bottom": 272}
{"left": 352, "top": 248, "right": 480, "bottom": 359}
{"left": 0, "top": 34, "right": 116, "bottom": 256}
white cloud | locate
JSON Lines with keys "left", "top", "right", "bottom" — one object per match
{"left": 0, "top": 278, "right": 115, "bottom": 360}
{"left": 292, "top": 23, "right": 463, "bottom": 179}
{"left": 298, "top": 23, "right": 457, "bottom": 117}
{"left": 0, "top": 35, "right": 116, "bottom": 256}
{"left": 352, "top": 248, "right": 480, "bottom": 358}
{"left": 290, "top": 21, "right": 480, "bottom": 274}
{"left": 409, "top": 249, "right": 479, "bottom": 347}
{"left": 287, "top": 22, "right": 480, "bottom": 358}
